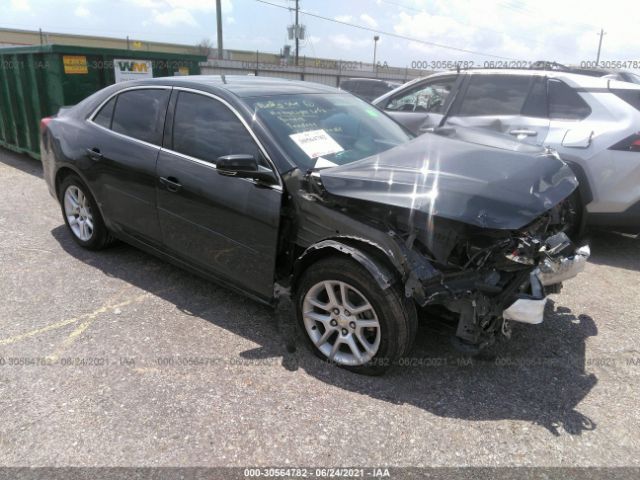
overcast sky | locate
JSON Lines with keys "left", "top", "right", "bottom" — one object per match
{"left": 2, "top": 0, "right": 638, "bottom": 68}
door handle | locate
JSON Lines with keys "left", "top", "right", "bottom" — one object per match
{"left": 509, "top": 129, "right": 537, "bottom": 137}
{"left": 159, "top": 176, "right": 182, "bottom": 193}
{"left": 86, "top": 147, "right": 103, "bottom": 161}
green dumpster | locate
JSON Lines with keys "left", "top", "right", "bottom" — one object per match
{"left": 0, "top": 44, "right": 206, "bottom": 159}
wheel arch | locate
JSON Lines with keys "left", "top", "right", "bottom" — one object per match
{"left": 292, "top": 237, "right": 400, "bottom": 293}
{"left": 560, "top": 157, "right": 593, "bottom": 206}
{"left": 54, "top": 165, "right": 109, "bottom": 225}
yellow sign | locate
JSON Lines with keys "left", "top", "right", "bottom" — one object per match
{"left": 63, "top": 55, "right": 88, "bottom": 74}
{"left": 178, "top": 66, "right": 189, "bottom": 76}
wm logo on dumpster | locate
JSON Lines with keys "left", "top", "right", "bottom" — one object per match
{"left": 114, "top": 58, "right": 153, "bottom": 82}
{"left": 117, "top": 61, "right": 149, "bottom": 73}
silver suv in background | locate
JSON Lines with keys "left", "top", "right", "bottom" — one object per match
{"left": 373, "top": 70, "right": 640, "bottom": 233}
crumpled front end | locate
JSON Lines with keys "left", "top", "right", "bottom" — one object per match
{"left": 290, "top": 137, "right": 589, "bottom": 353}
{"left": 503, "top": 242, "right": 590, "bottom": 325}
{"left": 410, "top": 210, "right": 590, "bottom": 351}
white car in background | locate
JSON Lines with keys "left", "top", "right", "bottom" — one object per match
{"left": 373, "top": 69, "right": 640, "bottom": 233}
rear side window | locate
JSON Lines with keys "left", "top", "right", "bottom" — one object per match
{"left": 458, "top": 75, "right": 531, "bottom": 116}
{"left": 111, "top": 89, "right": 170, "bottom": 144}
{"left": 548, "top": 80, "right": 591, "bottom": 120}
{"left": 171, "top": 92, "right": 259, "bottom": 163}
{"left": 93, "top": 97, "right": 116, "bottom": 129}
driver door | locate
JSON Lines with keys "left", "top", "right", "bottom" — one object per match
{"left": 157, "top": 90, "right": 282, "bottom": 300}
{"left": 380, "top": 75, "right": 459, "bottom": 135}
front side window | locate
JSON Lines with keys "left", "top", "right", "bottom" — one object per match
{"left": 171, "top": 92, "right": 260, "bottom": 163}
{"left": 458, "top": 75, "right": 531, "bottom": 116}
{"left": 386, "top": 78, "right": 455, "bottom": 113}
{"left": 111, "top": 89, "right": 170, "bottom": 145}
{"left": 246, "top": 93, "right": 413, "bottom": 170}
{"left": 548, "top": 80, "right": 591, "bottom": 120}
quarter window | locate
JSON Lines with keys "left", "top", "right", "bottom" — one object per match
{"left": 171, "top": 92, "right": 259, "bottom": 163}
{"left": 111, "top": 89, "right": 170, "bottom": 145}
{"left": 93, "top": 96, "right": 116, "bottom": 129}
{"left": 548, "top": 80, "right": 591, "bottom": 120}
{"left": 386, "top": 78, "right": 454, "bottom": 113}
{"left": 458, "top": 75, "right": 531, "bottom": 116}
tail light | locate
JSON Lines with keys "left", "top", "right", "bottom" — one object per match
{"left": 40, "top": 116, "right": 52, "bottom": 134}
{"left": 609, "top": 132, "right": 640, "bottom": 152}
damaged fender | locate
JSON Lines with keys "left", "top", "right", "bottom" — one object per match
{"left": 293, "top": 239, "right": 396, "bottom": 290}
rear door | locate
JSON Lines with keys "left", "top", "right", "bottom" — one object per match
{"left": 445, "top": 73, "right": 550, "bottom": 145}
{"left": 156, "top": 89, "right": 282, "bottom": 299}
{"left": 379, "top": 75, "right": 459, "bottom": 134}
{"left": 87, "top": 87, "right": 170, "bottom": 245}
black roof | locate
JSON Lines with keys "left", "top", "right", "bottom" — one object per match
{"left": 140, "top": 75, "right": 342, "bottom": 97}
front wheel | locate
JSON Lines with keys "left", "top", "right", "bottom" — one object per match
{"left": 296, "top": 256, "right": 417, "bottom": 375}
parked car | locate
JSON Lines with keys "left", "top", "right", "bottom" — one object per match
{"left": 568, "top": 69, "right": 640, "bottom": 84}
{"left": 339, "top": 78, "right": 402, "bottom": 102}
{"left": 373, "top": 69, "right": 640, "bottom": 233}
{"left": 41, "top": 76, "right": 588, "bottom": 374}
{"left": 528, "top": 61, "right": 640, "bottom": 84}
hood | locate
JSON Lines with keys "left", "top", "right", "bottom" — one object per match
{"left": 319, "top": 133, "right": 578, "bottom": 230}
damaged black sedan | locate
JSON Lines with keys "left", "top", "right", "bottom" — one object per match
{"left": 41, "top": 76, "right": 589, "bottom": 374}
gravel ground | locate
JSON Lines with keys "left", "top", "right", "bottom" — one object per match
{"left": 0, "top": 148, "right": 639, "bottom": 468}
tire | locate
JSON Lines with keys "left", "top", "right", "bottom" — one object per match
{"left": 296, "top": 255, "right": 418, "bottom": 375}
{"left": 58, "top": 174, "right": 114, "bottom": 250}
{"left": 562, "top": 189, "right": 587, "bottom": 242}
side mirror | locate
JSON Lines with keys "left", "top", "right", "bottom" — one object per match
{"left": 216, "top": 154, "right": 277, "bottom": 184}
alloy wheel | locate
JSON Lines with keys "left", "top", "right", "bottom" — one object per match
{"left": 302, "top": 280, "right": 381, "bottom": 366}
{"left": 63, "top": 185, "right": 94, "bottom": 242}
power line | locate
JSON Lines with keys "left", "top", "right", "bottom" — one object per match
{"left": 255, "top": 0, "right": 516, "bottom": 60}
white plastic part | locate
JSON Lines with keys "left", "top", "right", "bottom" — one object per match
{"left": 503, "top": 297, "right": 547, "bottom": 325}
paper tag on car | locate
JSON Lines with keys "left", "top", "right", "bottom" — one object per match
{"left": 314, "top": 157, "right": 338, "bottom": 169}
{"left": 289, "top": 129, "right": 343, "bottom": 159}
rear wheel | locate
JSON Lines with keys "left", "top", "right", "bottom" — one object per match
{"left": 59, "top": 175, "right": 113, "bottom": 250}
{"left": 296, "top": 256, "right": 417, "bottom": 375}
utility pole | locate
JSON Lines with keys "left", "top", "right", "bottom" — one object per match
{"left": 295, "top": 0, "right": 300, "bottom": 66}
{"left": 596, "top": 28, "right": 606, "bottom": 64}
{"left": 216, "top": 0, "right": 224, "bottom": 59}
{"left": 373, "top": 35, "right": 380, "bottom": 75}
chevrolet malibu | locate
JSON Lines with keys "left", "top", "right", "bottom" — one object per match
{"left": 41, "top": 76, "right": 589, "bottom": 374}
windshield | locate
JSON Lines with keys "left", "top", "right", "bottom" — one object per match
{"left": 246, "top": 93, "right": 413, "bottom": 170}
